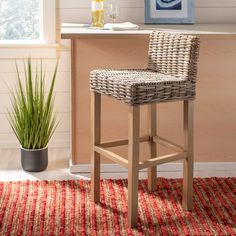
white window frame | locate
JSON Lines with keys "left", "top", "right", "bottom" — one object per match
{"left": 0, "top": 0, "right": 57, "bottom": 58}
{"left": 40, "top": 0, "right": 56, "bottom": 44}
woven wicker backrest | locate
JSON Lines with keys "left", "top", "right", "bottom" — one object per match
{"left": 148, "top": 31, "right": 200, "bottom": 82}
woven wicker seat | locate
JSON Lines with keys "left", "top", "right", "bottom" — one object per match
{"left": 90, "top": 31, "right": 199, "bottom": 106}
{"left": 90, "top": 31, "right": 200, "bottom": 228}
{"left": 90, "top": 69, "right": 194, "bottom": 105}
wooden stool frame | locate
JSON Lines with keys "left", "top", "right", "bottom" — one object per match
{"left": 91, "top": 91, "right": 194, "bottom": 228}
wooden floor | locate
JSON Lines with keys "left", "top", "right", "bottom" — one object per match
{"left": 0, "top": 148, "right": 235, "bottom": 182}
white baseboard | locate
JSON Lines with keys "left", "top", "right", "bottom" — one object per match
{"left": 70, "top": 161, "right": 236, "bottom": 174}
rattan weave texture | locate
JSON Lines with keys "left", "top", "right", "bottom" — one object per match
{"left": 90, "top": 31, "right": 200, "bottom": 106}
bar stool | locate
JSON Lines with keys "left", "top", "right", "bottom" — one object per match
{"left": 90, "top": 31, "right": 200, "bottom": 228}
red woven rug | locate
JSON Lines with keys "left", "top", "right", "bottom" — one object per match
{"left": 0, "top": 178, "right": 235, "bottom": 235}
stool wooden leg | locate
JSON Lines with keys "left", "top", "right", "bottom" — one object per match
{"left": 91, "top": 92, "right": 101, "bottom": 203}
{"left": 183, "top": 100, "right": 194, "bottom": 210}
{"left": 128, "top": 106, "right": 140, "bottom": 228}
{"left": 148, "top": 104, "right": 157, "bottom": 191}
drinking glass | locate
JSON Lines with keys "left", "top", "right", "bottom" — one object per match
{"left": 107, "top": 1, "right": 120, "bottom": 24}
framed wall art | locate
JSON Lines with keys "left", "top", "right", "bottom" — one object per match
{"left": 145, "top": 0, "right": 194, "bottom": 24}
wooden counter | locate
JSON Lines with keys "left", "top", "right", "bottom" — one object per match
{"left": 61, "top": 24, "right": 236, "bottom": 169}
{"left": 61, "top": 23, "right": 236, "bottom": 37}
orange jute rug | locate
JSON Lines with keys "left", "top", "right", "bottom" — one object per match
{"left": 0, "top": 178, "right": 235, "bottom": 235}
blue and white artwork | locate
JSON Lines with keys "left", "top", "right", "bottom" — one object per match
{"left": 145, "top": 0, "right": 194, "bottom": 24}
{"left": 156, "top": 0, "right": 182, "bottom": 10}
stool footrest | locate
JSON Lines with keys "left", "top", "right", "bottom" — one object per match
{"left": 139, "top": 152, "right": 187, "bottom": 170}
{"left": 99, "top": 135, "right": 150, "bottom": 148}
{"left": 94, "top": 146, "right": 128, "bottom": 168}
{"left": 153, "top": 135, "right": 184, "bottom": 152}
{"left": 95, "top": 144, "right": 187, "bottom": 171}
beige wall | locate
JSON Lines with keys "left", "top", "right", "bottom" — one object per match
{"left": 71, "top": 35, "right": 236, "bottom": 164}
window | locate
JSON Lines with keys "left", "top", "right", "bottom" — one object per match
{"left": 0, "top": 0, "right": 56, "bottom": 59}
{"left": 0, "top": 0, "right": 40, "bottom": 40}
{"left": 0, "top": 0, "right": 56, "bottom": 43}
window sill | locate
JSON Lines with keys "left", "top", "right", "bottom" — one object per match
{"left": 0, "top": 40, "right": 58, "bottom": 47}
{"left": 0, "top": 41, "right": 59, "bottom": 59}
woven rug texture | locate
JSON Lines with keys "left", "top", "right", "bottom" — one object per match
{"left": 0, "top": 178, "right": 235, "bottom": 235}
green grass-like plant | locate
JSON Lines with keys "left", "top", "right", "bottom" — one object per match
{"left": 8, "top": 58, "right": 58, "bottom": 149}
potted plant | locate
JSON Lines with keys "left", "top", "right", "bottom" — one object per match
{"left": 8, "top": 58, "right": 58, "bottom": 172}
